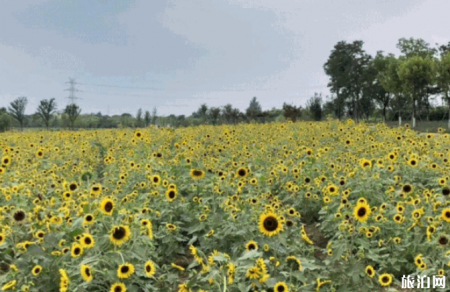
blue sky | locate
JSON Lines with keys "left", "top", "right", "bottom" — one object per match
{"left": 1, "top": 0, "right": 449, "bottom": 116}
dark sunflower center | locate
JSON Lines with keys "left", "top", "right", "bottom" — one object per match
{"left": 367, "top": 269, "right": 373, "bottom": 275}
{"left": 85, "top": 268, "right": 91, "bottom": 276}
{"left": 86, "top": 215, "right": 93, "bottom": 221}
{"left": 263, "top": 216, "right": 279, "bottom": 232}
{"left": 153, "top": 177, "right": 158, "bottom": 183}
{"left": 277, "top": 286, "right": 285, "bottom": 292}
{"left": 411, "top": 160, "right": 416, "bottom": 165}
{"left": 114, "top": 287, "right": 122, "bottom": 292}
{"left": 443, "top": 188, "right": 450, "bottom": 196}
{"left": 35, "top": 268, "right": 41, "bottom": 273}
{"left": 14, "top": 211, "right": 26, "bottom": 221}
{"left": 439, "top": 236, "right": 448, "bottom": 245}
{"left": 238, "top": 169, "right": 246, "bottom": 176}
{"left": 446, "top": 211, "right": 450, "bottom": 218}
{"left": 382, "top": 276, "right": 389, "bottom": 283}
{"left": 70, "top": 184, "right": 77, "bottom": 191}
{"left": 93, "top": 187, "right": 99, "bottom": 192}
{"left": 169, "top": 191, "right": 175, "bottom": 199}
{"left": 248, "top": 244, "right": 256, "bottom": 250}
{"left": 74, "top": 248, "right": 81, "bottom": 255}
{"left": 84, "top": 237, "right": 92, "bottom": 244}
{"left": 193, "top": 170, "right": 203, "bottom": 176}
{"left": 330, "top": 187, "right": 335, "bottom": 192}
{"left": 403, "top": 185, "right": 411, "bottom": 192}
{"left": 357, "top": 207, "right": 367, "bottom": 217}
{"left": 146, "top": 265, "right": 151, "bottom": 272}
{"left": 286, "top": 220, "right": 293, "bottom": 227}
{"left": 104, "top": 202, "right": 113, "bottom": 212}
{"left": 121, "top": 266, "right": 129, "bottom": 273}
{"left": 112, "top": 227, "right": 126, "bottom": 240}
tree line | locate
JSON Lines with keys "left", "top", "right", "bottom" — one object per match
{"left": 2, "top": 37, "right": 449, "bottom": 131}
{"left": 0, "top": 95, "right": 319, "bottom": 131}
{"left": 323, "top": 37, "right": 450, "bottom": 127}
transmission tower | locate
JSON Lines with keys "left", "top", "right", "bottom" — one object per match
{"left": 64, "top": 78, "right": 82, "bottom": 104}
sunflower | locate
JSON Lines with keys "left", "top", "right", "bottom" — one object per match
{"left": 117, "top": 263, "right": 135, "bottom": 279}
{"left": 438, "top": 235, "right": 448, "bottom": 246}
{"left": 165, "top": 189, "right": 177, "bottom": 202}
{"left": 13, "top": 210, "right": 26, "bottom": 222}
{"left": 32, "top": 265, "right": 43, "bottom": 276}
{"left": 442, "top": 208, "right": 450, "bottom": 222}
{"left": 1, "top": 280, "right": 16, "bottom": 291}
{"left": 0, "top": 232, "right": 6, "bottom": 246}
{"left": 365, "top": 265, "right": 375, "bottom": 278}
{"left": 235, "top": 167, "right": 248, "bottom": 178}
{"left": 110, "top": 283, "right": 126, "bottom": 292}
{"left": 402, "top": 184, "right": 414, "bottom": 195}
{"left": 144, "top": 260, "right": 156, "bottom": 277}
{"left": 190, "top": 169, "right": 205, "bottom": 180}
{"left": 408, "top": 158, "right": 418, "bottom": 167}
{"left": 80, "top": 234, "right": 95, "bottom": 249}
{"left": 353, "top": 201, "right": 371, "bottom": 222}
{"left": 245, "top": 240, "right": 258, "bottom": 251}
{"left": 378, "top": 273, "right": 392, "bottom": 286}
{"left": 274, "top": 282, "right": 289, "bottom": 292}
{"left": 80, "top": 264, "right": 93, "bottom": 282}
{"left": 99, "top": 198, "right": 115, "bottom": 215}
{"left": 286, "top": 256, "right": 302, "bottom": 271}
{"left": 83, "top": 214, "right": 95, "bottom": 225}
{"left": 166, "top": 223, "right": 177, "bottom": 232}
{"left": 150, "top": 175, "right": 161, "bottom": 186}
{"left": 259, "top": 212, "right": 283, "bottom": 237}
{"left": 109, "top": 225, "right": 132, "bottom": 246}
{"left": 245, "top": 266, "right": 260, "bottom": 279}
{"left": 71, "top": 243, "right": 84, "bottom": 258}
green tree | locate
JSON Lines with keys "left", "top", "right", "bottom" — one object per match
{"left": 436, "top": 52, "right": 450, "bottom": 128}
{"left": 398, "top": 56, "right": 435, "bottom": 127}
{"left": 370, "top": 52, "right": 391, "bottom": 122}
{"left": 378, "top": 55, "right": 406, "bottom": 125}
{"left": 282, "top": 103, "right": 302, "bottom": 122}
{"left": 136, "top": 108, "right": 142, "bottom": 128}
{"left": 324, "top": 40, "right": 371, "bottom": 122}
{"left": 0, "top": 107, "right": 10, "bottom": 132}
{"left": 246, "top": 97, "right": 262, "bottom": 121}
{"left": 397, "top": 38, "right": 437, "bottom": 59}
{"left": 8, "top": 96, "right": 28, "bottom": 130}
{"left": 36, "top": 98, "right": 57, "bottom": 129}
{"left": 64, "top": 104, "right": 81, "bottom": 130}
{"left": 144, "top": 110, "right": 151, "bottom": 127}
{"left": 306, "top": 93, "right": 323, "bottom": 121}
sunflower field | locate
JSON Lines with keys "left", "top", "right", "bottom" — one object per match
{"left": 1, "top": 119, "right": 450, "bottom": 292}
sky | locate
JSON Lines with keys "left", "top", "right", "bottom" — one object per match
{"left": 1, "top": 0, "right": 449, "bottom": 116}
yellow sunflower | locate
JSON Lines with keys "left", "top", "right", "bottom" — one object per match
{"left": 353, "top": 201, "right": 371, "bottom": 222}
{"left": 259, "top": 212, "right": 283, "bottom": 237}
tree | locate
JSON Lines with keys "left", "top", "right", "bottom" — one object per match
{"left": 65, "top": 104, "right": 81, "bottom": 130}
{"left": 8, "top": 97, "right": 28, "bottom": 130}
{"left": 144, "top": 110, "right": 151, "bottom": 127}
{"left": 370, "top": 52, "right": 391, "bottom": 122}
{"left": 208, "top": 107, "right": 221, "bottom": 125}
{"left": 136, "top": 108, "right": 142, "bottom": 128}
{"left": 151, "top": 107, "right": 157, "bottom": 125}
{"left": 324, "top": 40, "right": 371, "bottom": 122}
{"left": 306, "top": 93, "right": 323, "bottom": 121}
{"left": 0, "top": 107, "right": 10, "bottom": 132}
{"left": 398, "top": 56, "right": 435, "bottom": 127}
{"left": 282, "top": 103, "right": 302, "bottom": 122}
{"left": 397, "top": 38, "right": 437, "bottom": 59}
{"left": 436, "top": 52, "right": 450, "bottom": 128}
{"left": 378, "top": 55, "right": 406, "bottom": 124}
{"left": 36, "top": 98, "right": 57, "bottom": 129}
{"left": 246, "top": 97, "right": 262, "bottom": 121}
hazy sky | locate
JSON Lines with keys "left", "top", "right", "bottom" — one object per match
{"left": 1, "top": 0, "right": 449, "bottom": 116}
